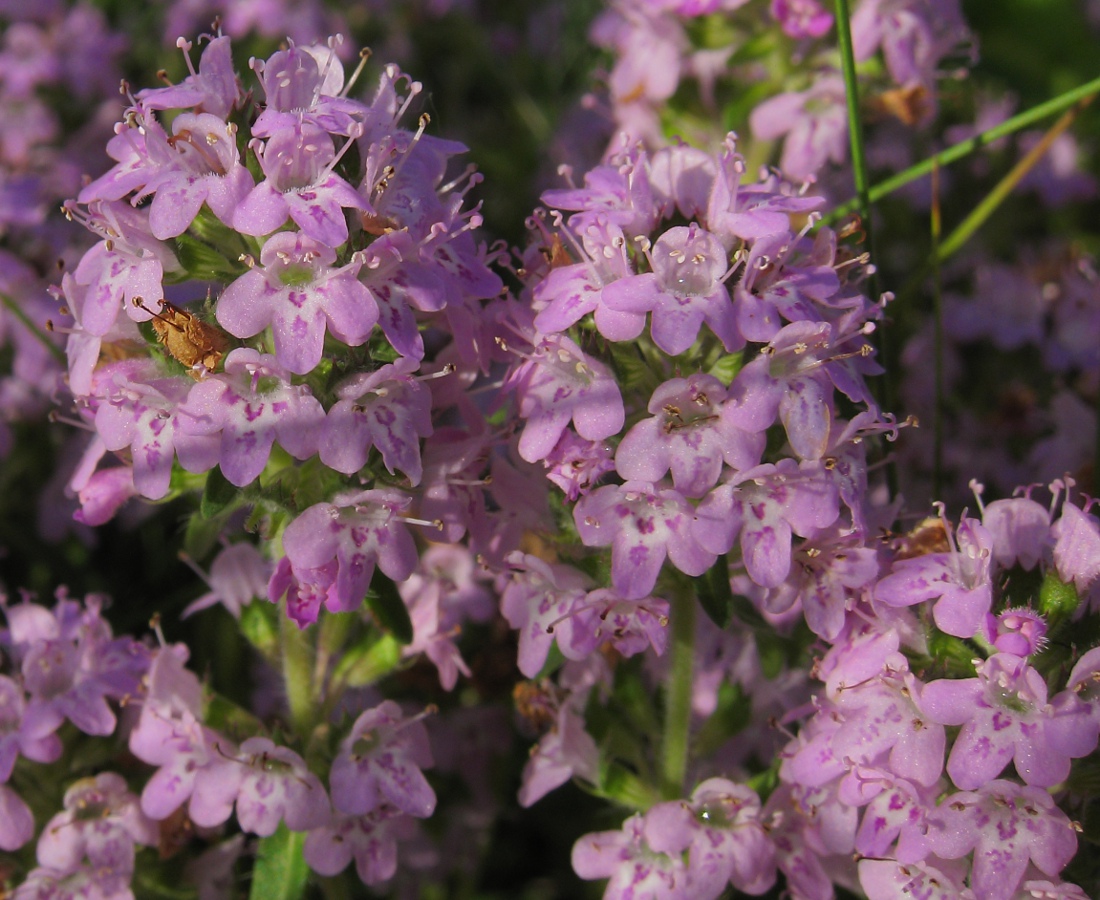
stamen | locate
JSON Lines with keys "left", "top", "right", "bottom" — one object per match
{"left": 341, "top": 46, "right": 373, "bottom": 98}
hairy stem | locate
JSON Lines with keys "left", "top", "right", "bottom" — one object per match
{"left": 833, "top": 0, "right": 875, "bottom": 272}
{"left": 280, "top": 604, "right": 316, "bottom": 738}
{"left": 660, "top": 587, "right": 696, "bottom": 800}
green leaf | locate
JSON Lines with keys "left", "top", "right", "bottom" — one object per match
{"left": 170, "top": 232, "right": 242, "bottom": 283}
{"left": 532, "top": 641, "right": 565, "bottom": 680}
{"left": 240, "top": 599, "right": 280, "bottom": 660}
{"left": 183, "top": 509, "right": 228, "bottom": 561}
{"left": 926, "top": 631, "right": 980, "bottom": 676}
{"left": 201, "top": 466, "right": 239, "bottom": 519}
{"left": 331, "top": 633, "right": 403, "bottom": 688}
{"left": 705, "top": 351, "right": 742, "bottom": 387}
{"left": 250, "top": 823, "right": 309, "bottom": 900}
{"left": 204, "top": 691, "right": 265, "bottom": 742}
{"left": 366, "top": 573, "right": 414, "bottom": 645}
{"left": 697, "top": 553, "right": 734, "bottom": 629}
{"left": 587, "top": 761, "right": 660, "bottom": 811}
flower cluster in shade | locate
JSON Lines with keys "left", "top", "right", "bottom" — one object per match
{"left": 0, "top": 4, "right": 129, "bottom": 475}
{"left": 491, "top": 132, "right": 1100, "bottom": 899}
{"left": 896, "top": 247, "right": 1100, "bottom": 508}
{"left": 588, "top": 0, "right": 972, "bottom": 181}
{"left": 0, "top": 588, "right": 442, "bottom": 896}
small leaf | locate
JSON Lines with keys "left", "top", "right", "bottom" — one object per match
{"left": 1039, "top": 569, "right": 1081, "bottom": 630}
{"left": 204, "top": 692, "right": 265, "bottom": 742}
{"left": 240, "top": 600, "right": 280, "bottom": 661}
{"left": 250, "top": 823, "right": 309, "bottom": 900}
{"left": 366, "top": 573, "right": 414, "bottom": 645}
{"left": 586, "top": 761, "right": 660, "bottom": 811}
{"left": 201, "top": 466, "right": 238, "bottom": 519}
{"left": 926, "top": 630, "right": 980, "bottom": 676}
{"left": 535, "top": 641, "right": 565, "bottom": 680}
{"left": 332, "top": 633, "right": 402, "bottom": 688}
{"left": 705, "top": 351, "right": 743, "bottom": 387}
{"left": 183, "top": 510, "right": 227, "bottom": 561}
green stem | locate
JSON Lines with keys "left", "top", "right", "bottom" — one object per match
{"left": 824, "top": 74, "right": 1100, "bottom": 224}
{"left": 833, "top": 0, "right": 875, "bottom": 269}
{"left": 280, "top": 603, "right": 316, "bottom": 738}
{"left": 834, "top": 0, "right": 894, "bottom": 497}
{"left": 930, "top": 162, "right": 944, "bottom": 500}
{"left": 659, "top": 587, "right": 696, "bottom": 800}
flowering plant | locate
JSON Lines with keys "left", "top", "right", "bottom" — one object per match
{"left": 0, "top": 1, "right": 1099, "bottom": 898}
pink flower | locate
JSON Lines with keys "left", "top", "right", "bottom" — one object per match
{"left": 750, "top": 75, "right": 848, "bottom": 180}
{"left": 518, "top": 692, "right": 599, "bottom": 808}
{"left": 922, "top": 653, "right": 1096, "bottom": 789}
{"left": 128, "top": 649, "right": 242, "bottom": 828}
{"left": 505, "top": 332, "right": 625, "bottom": 464}
{"left": 176, "top": 348, "right": 325, "bottom": 487}
{"left": 36, "top": 772, "right": 158, "bottom": 871}
{"left": 319, "top": 357, "right": 432, "bottom": 483}
{"left": 572, "top": 813, "right": 696, "bottom": 900}
{"left": 644, "top": 779, "right": 777, "bottom": 895}
{"left": 280, "top": 488, "right": 419, "bottom": 614}
{"left": 692, "top": 459, "right": 840, "bottom": 589}
{"left": 216, "top": 231, "right": 377, "bottom": 375}
{"left": 615, "top": 373, "right": 763, "bottom": 497}
{"left": 233, "top": 119, "right": 368, "bottom": 248}
{"left": 136, "top": 35, "right": 241, "bottom": 120}
{"left": 919, "top": 780, "right": 1077, "bottom": 900}
{"left": 771, "top": 0, "right": 833, "bottom": 38}
{"left": 874, "top": 515, "right": 995, "bottom": 638}
{"left": 575, "top": 481, "right": 717, "bottom": 600}
{"left": 602, "top": 224, "right": 742, "bottom": 356}
{"left": 329, "top": 701, "right": 435, "bottom": 819}
{"left": 235, "top": 737, "right": 331, "bottom": 836}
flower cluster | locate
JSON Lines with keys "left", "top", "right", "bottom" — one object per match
{"left": 0, "top": 586, "right": 448, "bottom": 897}
{"left": 490, "top": 113, "right": 1100, "bottom": 897}
{"left": 1, "top": 0, "right": 1099, "bottom": 897}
